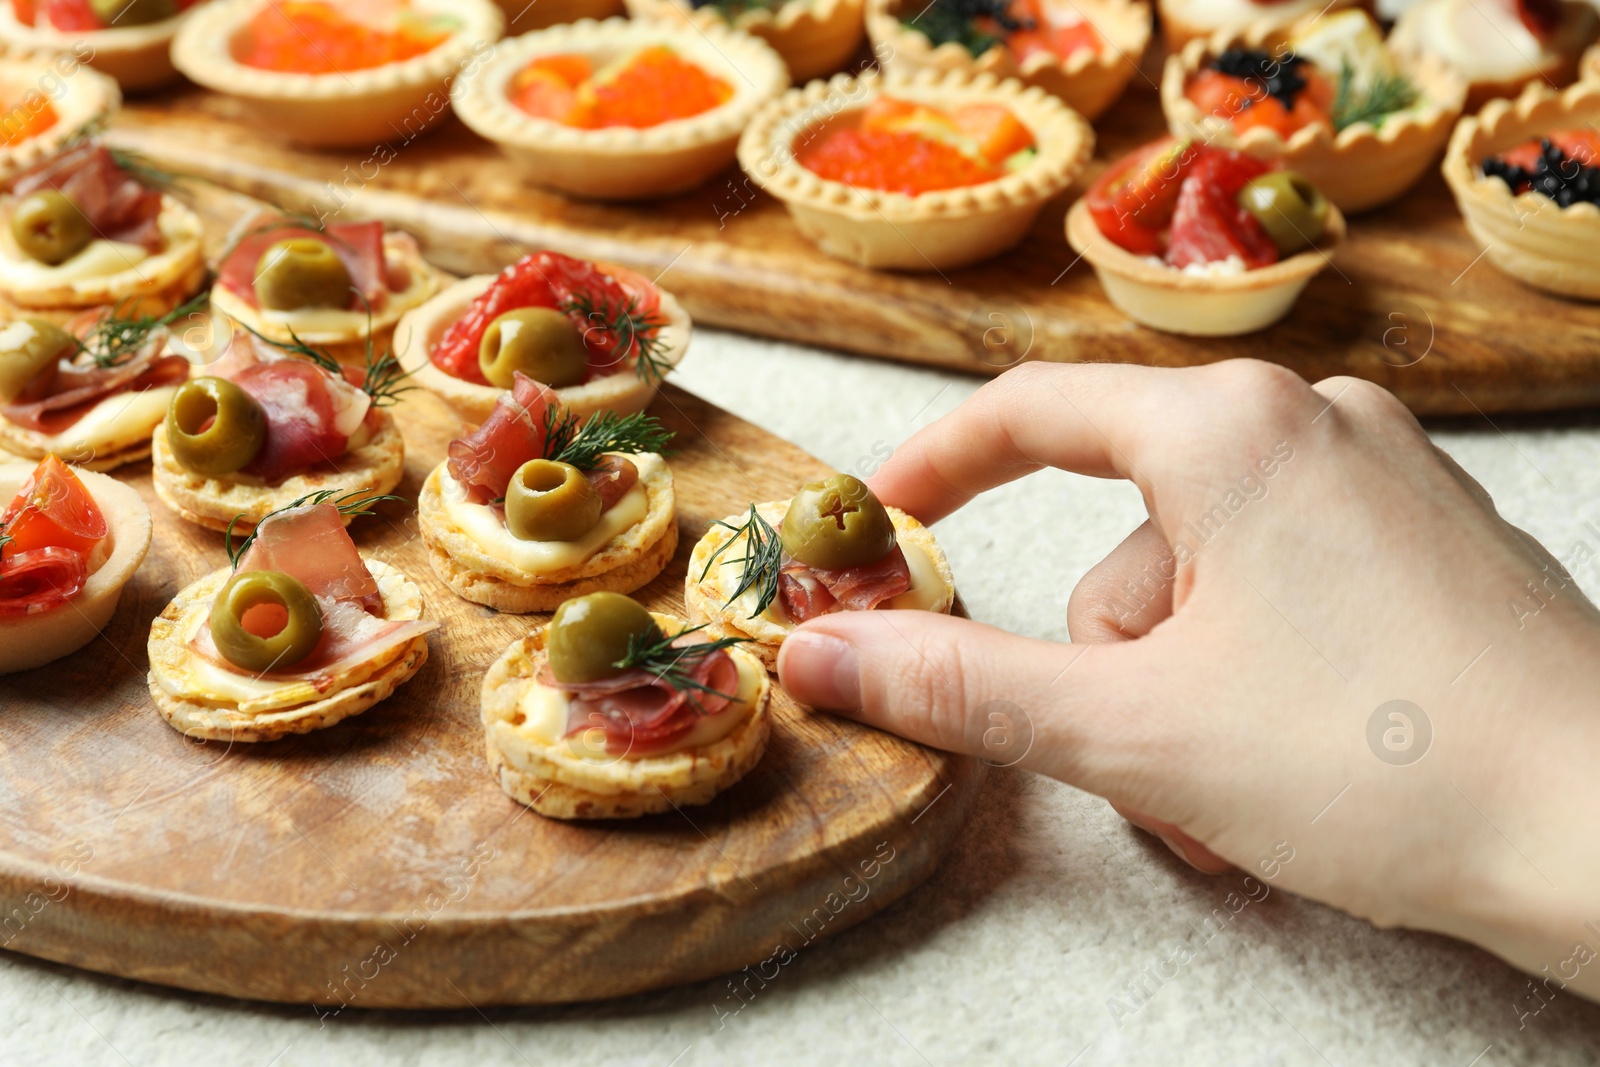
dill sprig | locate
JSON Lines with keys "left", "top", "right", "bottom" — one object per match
{"left": 58, "top": 119, "right": 189, "bottom": 192}
{"left": 558, "top": 292, "right": 672, "bottom": 385}
{"left": 903, "top": 0, "right": 1032, "bottom": 57}
{"left": 241, "top": 308, "right": 416, "bottom": 408}
{"left": 687, "top": 0, "right": 785, "bottom": 17}
{"left": 542, "top": 408, "right": 674, "bottom": 471}
{"left": 225, "top": 488, "right": 400, "bottom": 568}
{"left": 78, "top": 292, "right": 210, "bottom": 369}
{"left": 0, "top": 522, "right": 11, "bottom": 559}
{"left": 614, "top": 623, "right": 748, "bottom": 705}
{"left": 699, "top": 504, "right": 783, "bottom": 619}
{"left": 1331, "top": 60, "right": 1419, "bottom": 133}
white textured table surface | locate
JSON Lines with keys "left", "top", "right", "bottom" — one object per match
{"left": 5, "top": 332, "right": 1600, "bottom": 1067}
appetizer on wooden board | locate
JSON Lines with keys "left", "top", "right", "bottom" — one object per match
{"left": 0, "top": 0, "right": 205, "bottom": 91}
{"left": 624, "top": 0, "right": 865, "bottom": 83}
{"left": 1390, "top": 0, "right": 1598, "bottom": 110}
{"left": 0, "top": 51, "right": 119, "bottom": 181}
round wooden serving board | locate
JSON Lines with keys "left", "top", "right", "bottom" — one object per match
{"left": 0, "top": 384, "right": 984, "bottom": 1008}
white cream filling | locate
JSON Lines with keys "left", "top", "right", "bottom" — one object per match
{"left": 1405, "top": 0, "right": 1553, "bottom": 81}
{"left": 439, "top": 452, "right": 661, "bottom": 573}
{"left": 710, "top": 537, "right": 945, "bottom": 623}
{"left": 1145, "top": 254, "right": 1249, "bottom": 277}
{"left": 20, "top": 385, "right": 176, "bottom": 455}
{"left": 0, "top": 237, "right": 150, "bottom": 285}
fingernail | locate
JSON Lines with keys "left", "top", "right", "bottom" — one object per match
{"left": 777, "top": 632, "right": 861, "bottom": 711}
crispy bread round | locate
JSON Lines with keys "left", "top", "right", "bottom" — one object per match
{"left": 0, "top": 422, "right": 156, "bottom": 472}
{"left": 150, "top": 409, "right": 406, "bottom": 532}
{"left": 147, "top": 559, "right": 430, "bottom": 742}
{"left": 480, "top": 614, "right": 771, "bottom": 819}
{"left": 418, "top": 457, "right": 677, "bottom": 614}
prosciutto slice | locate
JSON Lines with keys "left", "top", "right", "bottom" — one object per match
{"left": 541, "top": 636, "right": 742, "bottom": 756}
{"left": 0, "top": 546, "right": 87, "bottom": 617}
{"left": 778, "top": 543, "right": 913, "bottom": 623}
{"left": 216, "top": 218, "right": 389, "bottom": 310}
{"left": 8, "top": 142, "right": 164, "bottom": 252}
{"left": 190, "top": 502, "right": 435, "bottom": 687}
{"left": 446, "top": 372, "right": 556, "bottom": 504}
{"left": 216, "top": 341, "right": 373, "bottom": 485}
{"left": 585, "top": 454, "right": 639, "bottom": 510}
{"left": 0, "top": 336, "right": 189, "bottom": 434}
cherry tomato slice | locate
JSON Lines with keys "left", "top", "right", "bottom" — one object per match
{"left": 2, "top": 455, "right": 107, "bottom": 557}
{"left": 1086, "top": 137, "right": 1198, "bottom": 256}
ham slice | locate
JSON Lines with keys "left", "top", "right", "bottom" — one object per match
{"left": 213, "top": 340, "right": 372, "bottom": 485}
{"left": 0, "top": 546, "right": 87, "bottom": 618}
{"left": 8, "top": 142, "right": 164, "bottom": 252}
{"left": 191, "top": 502, "right": 435, "bottom": 687}
{"left": 446, "top": 372, "right": 556, "bottom": 505}
{"left": 0, "top": 337, "right": 189, "bottom": 434}
{"left": 216, "top": 218, "right": 388, "bottom": 311}
{"left": 778, "top": 543, "right": 913, "bottom": 623}
{"left": 585, "top": 454, "right": 639, "bottom": 510}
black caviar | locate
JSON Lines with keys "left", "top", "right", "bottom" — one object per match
{"left": 1482, "top": 140, "right": 1600, "bottom": 208}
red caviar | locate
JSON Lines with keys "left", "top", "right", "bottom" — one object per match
{"left": 1005, "top": 0, "right": 1101, "bottom": 63}
{"left": 239, "top": 1, "right": 452, "bottom": 75}
{"left": 15, "top": 0, "right": 201, "bottom": 30}
{"left": 509, "top": 47, "right": 734, "bottom": 129}
{"left": 0, "top": 97, "right": 57, "bottom": 147}
{"left": 796, "top": 97, "right": 1034, "bottom": 195}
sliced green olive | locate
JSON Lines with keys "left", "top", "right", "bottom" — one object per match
{"left": 478, "top": 308, "right": 589, "bottom": 390}
{"left": 165, "top": 377, "right": 267, "bottom": 478}
{"left": 208, "top": 569, "right": 324, "bottom": 673}
{"left": 781, "top": 473, "right": 897, "bottom": 571}
{"left": 89, "top": 0, "right": 177, "bottom": 24}
{"left": 253, "top": 237, "right": 351, "bottom": 311}
{"left": 504, "top": 459, "right": 602, "bottom": 542}
{"left": 547, "top": 592, "right": 663, "bottom": 684}
{"left": 0, "top": 318, "right": 72, "bottom": 403}
{"left": 10, "top": 190, "right": 93, "bottom": 266}
{"left": 1237, "top": 171, "right": 1330, "bottom": 257}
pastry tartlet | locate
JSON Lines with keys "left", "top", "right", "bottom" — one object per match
{"left": 0, "top": 1, "right": 208, "bottom": 91}
{"left": 866, "top": 0, "right": 1152, "bottom": 121}
{"left": 210, "top": 214, "right": 443, "bottom": 366}
{"left": 482, "top": 596, "right": 771, "bottom": 819}
{"left": 148, "top": 495, "right": 436, "bottom": 742}
{"left": 1, "top": 139, "right": 205, "bottom": 320}
{"left": 151, "top": 333, "right": 407, "bottom": 533}
{"left": 1442, "top": 80, "right": 1600, "bottom": 301}
{"left": 685, "top": 475, "right": 956, "bottom": 670}
{"left": 171, "top": 0, "right": 505, "bottom": 148}
{"left": 1158, "top": 0, "right": 1356, "bottom": 52}
{"left": 1390, "top": 0, "right": 1598, "bottom": 110}
{"left": 451, "top": 17, "right": 788, "bottom": 201}
{"left": 0, "top": 455, "right": 151, "bottom": 674}
{"left": 1066, "top": 137, "right": 1345, "bottom": 335}
{"left": 493, "top": 0, "right": 623, "bottom": 33}
{"left": 0, "top": 304, "right": 195, "bottom": 470}
{"left": 396, "top": 250, "right": 689, "bottom": 427}
{"left": 739, "top": 69, "right": 1094, "bottom": 270}
{"left": 624, "top": 0, "right": 864, "bottom": 83}
{"left": 1584, "top": 41, "right": 1599, "bottom": 82}
{"left": 419, "top": 375, "right": 678, "bottom": 614}
{"left": 0, "top": 52, "right": 119, "bottom": 183}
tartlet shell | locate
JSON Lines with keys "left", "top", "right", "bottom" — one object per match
{"left": 481, "top": 611, "right": 772, "bottom": 819}
{"left": 394, "top": 271, "right": 691, "bottom": 427}
{"left": 0, "top": 463, "right": 151, "bottom": 675}
{"left": 0, "top": 3, "right": 197, "bottom": 91}
{"left": 1442, "top": 80, "right": 1600, "bottom": 302}
{"left": 0, "top": 49, "right": 120, "bottom": 181}
{"left": 418, "top": 457, "right": 678, "bottom": 614}
{"left": 1161, "top": 20, "right": 1468, "bottom": 213}
{"left": 737, "top": 69, "right": 1095, "bottom": 271}
{"left": 494, "top": 0, "right": 624, "bottom": 33}
{"left": 1064, "top": 196, "right": 1347, "bottom": 336}
{"left": 1389, "top": 0, "right": 1599, "bottom": 112}
{"left": 151, "top": 409, "right": 407, "bottom": 533}
{"left": 625, "top": 0, "right": 864, "bottom": 83}
{"left": 170, "top": 0, "right": 506, "bottom": 148}
{"left": 147, "top": 558, "right": 430, "bottom": 742}
{"left": 865, "top": 0, "right": 1151, "bottom": 121}
{"left": 1584, "top": 42, "right": 1599, "bottom": 82}
{"left": 683, "top": 500, "right": 956, "bottom": 670}
{"left": 1157, "top": 0, "right": 1355, "bottom": 53}
{"left": 451, "top": 17, "right": 789, "bottom": 201}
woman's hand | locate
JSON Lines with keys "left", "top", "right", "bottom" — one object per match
{"left": 776, "top": 360, "right": 1600, "bottom": 999}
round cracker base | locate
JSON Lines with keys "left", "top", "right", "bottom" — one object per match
{"left": 0, "top": 421, "right": 153, "bottom": 472}
{"left": 0, "top": 244, "right": 207, "bottom": 320}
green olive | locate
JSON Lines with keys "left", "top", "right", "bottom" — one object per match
{"left": 1237, "top": 171, "right": 1330, "bottom": 258}
{"left": 780, "top": 473, "right": 897, "bottom": 571}
{"left": 547, "top": 592, "right": 663, "bottom": 684}
{"left": 478, "top": 308, "right": 589, "bottom": 390}
{"left": 165, "top": 377, "right": 267, "bottom": 478}
{"left": 89, "top": 0, "right": 178, "bottom": 25}
{"left": 253, "top": 238, "right": 352, "bottom": 311}
{"left": 208, "top": 569, "right": 324, "bottom": 673}
{"left": 503, "top": 459, "right": 602, "bottom": 542}
{"left": 10, "top": 190, "right": 93, "bottom": 266}
{"left": 0, "top": 318, "right": 72, "bottom": 403}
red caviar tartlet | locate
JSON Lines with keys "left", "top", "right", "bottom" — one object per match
{"left": 0, "top": 52, "right": 118, "bottom": 183}
{"left": 624, "top": 0, "right": 863, "bottom": 83}
{"left": 0, "top": 1, "right": 209, "bottom": 91}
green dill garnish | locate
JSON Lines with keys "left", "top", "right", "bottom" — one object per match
{"left": 558, "top": 292, "right": 672, "bottom": 385}
{"left": 614, "top": 623, "right": 748, "bottom": 705}
{"left": 541, "top": 408, "right": 674, "bottom": 471}
{"left": 225, "top": 488, "right": 399, "bottom": 568}
{"left": 901, "top": 0, "right": 1031, "bottom": 57}
{"left": 699, "top": 504, "right": 783, "bottom": 619}
{"left": 78, "top": 292, "right": 210, "bottom": 369}
{"left": 240, "top": 308, "right": 416, "bottom": 408}
{"left": 1331, "top": 60, "right": 1419, "bottom": 133}
{"left": 0, "top": 522, "right": 11, "bottom": 559}
{"left": 686, "top": 0, "right": 786, "bottom": 18}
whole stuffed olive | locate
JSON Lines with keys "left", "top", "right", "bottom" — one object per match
{"left": 504, "top": 459, "right": 602, "bottom": 542}
{"left": 0, "top": 318, "right": 73, "bottom": 403}
{"left": 478, "top": 308, "right": 589, "bottom": 390}
{"left": 781, "top": 474, "right": 897, "bottom": 571}
{"left": 89, "top": 0, "right": 178, "bottom": 24}
{"left": 166, "top": 377, "right": 267, "bottom": 477}
{"left": 10, "top": 190, "right": 93, "bottom": 266}
{"left": 1237, "top": 171, "right": 1330, "bottom": 257}
{"left": 208, "top": 569, "right": 324, "bottom": 673}
{"left": 253, "top": 238, "right": 352, "bottom": 311}
{"left": 547, "top": 592, "right": 663, "bottom": 684}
